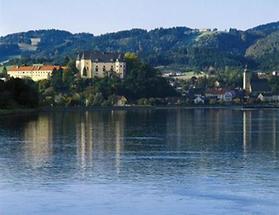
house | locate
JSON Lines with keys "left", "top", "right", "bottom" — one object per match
{"left": 187, "top": 88, "right": 204, "bottom": 100}
{"left": 7, "top": 65, "right": 65, "bottom": 81}
{"left": 257, "top": 94, "right": 279, "bottom": 103}
{"left": 205, "top": 88, "right": 239, "bottom": 103}
{"left": 76, "top": 51, "right": 126, "bottom": 79}
{"left": 272, "top": 95, "right": 279, "bottom": 102}
{"left": 116, "top": 96, "right": 128, "bottom": 106}
{"left": 205, "top": 88, "right": 226, "bottom": 100}
{"left": 194, "top": 95, "right": 205, "bottom": 104}
{"left": 223, "top": 91, "right": 237, "bottom": 102}
{"left": 257, "top": 93, "right": 273, "bottom": 103}
{"left": 272, "top": 71, "right": 279, "bottom": 77}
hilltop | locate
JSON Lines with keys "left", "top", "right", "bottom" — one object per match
{"left": 1, "top": 21, "right": 279, "bottom": 71}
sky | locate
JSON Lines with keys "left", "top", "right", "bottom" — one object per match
{"left": 0, "top": 0, "right": 278, "bottom": 36}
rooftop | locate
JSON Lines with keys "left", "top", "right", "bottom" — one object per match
{"left": 205, "top": 88, "right": 227, "bottom": 95}
{"left": 8, "top": 65, "right": 65, "bottom": 72}
{"left": 77, "top": 51, "right": 125, "bottom": 62}
{"left": 251, "top": 79, "right": 272, "bottom": 93}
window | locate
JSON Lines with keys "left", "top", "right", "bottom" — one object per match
{"left": 83, "top": 68, "right": 87, "bottom": 76}
{"left": 103, "top": 66, "right": 106, "bottom": 72}
{"left": 96, "top": 65, "right": 99, "bottom": 72}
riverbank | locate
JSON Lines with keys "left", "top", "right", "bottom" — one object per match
{"left": 40, "top": 104, "right": 279, "bottom": 113}
{"left": 0, "top": 108, "right": 38, "bottom": 116}
{"left": 1, "top": 104, "right": 279, "bottom": 116}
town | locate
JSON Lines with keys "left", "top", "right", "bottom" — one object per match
{"left": 0, "top": 50, "right": 279, "bottom": 107}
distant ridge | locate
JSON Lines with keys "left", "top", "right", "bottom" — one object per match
{"left": 247, "top": 21, "right": 279, "bottom": 35}
{"left": 1, "top": 21, "right": 279, "bottom": 71}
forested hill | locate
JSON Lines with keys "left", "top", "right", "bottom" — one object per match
{"left": 1, "top": 21, "right": 279, "bottom": 71}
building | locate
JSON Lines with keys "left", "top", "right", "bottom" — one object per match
{"left": 272, "top": 71, "right": 279, "bottom": 77}
{"left": 243, "top": 66, "right": 252, "bottom": 94}
{"left": 205, "top": 88, "right": 226, "bottom": 100}
{"left": 250, "top": 79, "right": 272, "bottom": 96}
{"left": 257, "top": 93, "right": 273, "bottom": 103}
{"left": 243, "top": 67, "right": 272, "bottom": 97}
{"left": 76, "top": 51, "right": 126, "bottom": 79}
{"left": 7, "top": 65, "right": 64, "bottom": 81}
{"left": 194, "top": 95, "right": 205, "bottom": 104}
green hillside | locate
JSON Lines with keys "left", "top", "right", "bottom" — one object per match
{"left": 0, "top": 21, "right": 279, "bottom": 71}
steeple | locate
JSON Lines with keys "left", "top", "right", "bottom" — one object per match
{"left": 243, "top": 65, "right": 251, "bottom": 94}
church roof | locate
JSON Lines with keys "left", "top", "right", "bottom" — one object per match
{"left": 79, "top": 51, "right": 125, "bottom": 62}
{"left": 251, "top": 79, "right": 272, "bottom": 93}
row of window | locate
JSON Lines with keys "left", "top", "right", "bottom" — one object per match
{"left": 13, "top": 71, "right": 50, "bottom": 74}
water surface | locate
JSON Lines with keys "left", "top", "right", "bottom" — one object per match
{"left": 0, "top": 109, "right": 279, "bottom": 214}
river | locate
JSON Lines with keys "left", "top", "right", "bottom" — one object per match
{"left": 0, "top": 109, "right": 278, "bottom": 214}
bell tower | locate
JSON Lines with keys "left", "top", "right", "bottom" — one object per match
{"left": 243, "top": 66, "right": 251, "bottom": 94}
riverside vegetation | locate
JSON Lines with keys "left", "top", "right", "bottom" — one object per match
{"left": 2, "top": 53, "right": 279, "bottom": 110}
{"left": 0, "top": 53, "right": 177, "bottom": 110}
{"left": 1, "top": 21, "right": 279, "bottom": 110}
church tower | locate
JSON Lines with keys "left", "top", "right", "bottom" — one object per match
{"left": 243, "top": 66, "right": 251, "bottom": 94}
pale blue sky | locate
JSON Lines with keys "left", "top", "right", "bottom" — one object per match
{"left": 0, "top": 0, "right": 278, "bottom": 36}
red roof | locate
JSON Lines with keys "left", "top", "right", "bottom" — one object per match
{"left": 205, "top": 88, "right": 227, "bottom": 95}
{"left": 8, "top": 65, "right": 66, "bottom": 72}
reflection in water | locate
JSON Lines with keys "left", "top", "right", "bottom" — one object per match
{"left": 243, "top": 111, "right": 251, "bottom": 155}
{"left": 23, "top": 115, "right": 53, "bottom": 168}
{"left": 272, "top": 115, "right": 277, "bottom": 158}
{"left": 1, "top": 109, "right": 279, "bottom": 215}
{"left": 6, "top": 109, "right": 279, "bottom": 171}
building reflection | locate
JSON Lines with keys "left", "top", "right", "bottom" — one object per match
{"left": 74, "top": 111, "right": 125, "bottom": 174}
{"left": 75, "top": 111, "right": 94, "bottom": 171}
{"left": 166, "top": 109, "right": 241, "bottom": 152}
{"left": 19, "top": 111, "right": 126, "bottom": 176}
{"left": 23, "top": 114, "right": 53, "bottom": 168}
{"left": 17, "top": 109, "right": 279, "bottom": 178}
{"left": 272, "top": 113, "right": 277, "bottom": 158}
{"left": 243, "top": 111, "right": 252, "bottom": 154}
{"left": 242, "top": 110, "right": 278, "bottom": 155}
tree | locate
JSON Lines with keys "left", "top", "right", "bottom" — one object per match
{"left": 120, "top": 56, "right": 177, "bottom": 100}
{"left": 0, "top": 78, "right": 39, "bottom": 108}
{"left": 2, "top": 67, "right": 7, "bottom": 77}
{"left": 51, "top": 67, "right": 64, "bottom": 91}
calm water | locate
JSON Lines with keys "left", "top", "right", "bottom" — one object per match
{"left": 0, "top": 109, "right": 279, "bottom": 215}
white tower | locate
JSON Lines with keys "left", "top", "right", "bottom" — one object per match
{"left": 243, "top": 66, "right": 251, "bottom": 94}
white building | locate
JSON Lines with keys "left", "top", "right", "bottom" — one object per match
{"left": 76, "top": 51, "right": 126, "bottom": 79}
{"left": 7, "top": 65, "right": 64, "bottom": 81}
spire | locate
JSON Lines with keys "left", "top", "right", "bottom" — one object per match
{"left": 243, "top": 65, "right": 251, "bottom": 95}
{"left": 244, "top": 65, "right": 248, "bottom": 73}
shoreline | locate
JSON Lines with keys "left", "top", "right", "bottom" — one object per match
{"left": 40, "top": 104, "right": 279, "bottom": 112}
{"left": 0, "top": 108, "right": 38, "bottom": 117}
{"left": 1, "top": 104, "right": 279, "bottom": 116}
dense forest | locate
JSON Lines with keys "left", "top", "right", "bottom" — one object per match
{"left": 1, "top": 21, "right": 279, "bottom": 71}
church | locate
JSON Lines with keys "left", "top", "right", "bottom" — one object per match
{"left": 76, "top": 51, "right": 126, "bottom": 79}
{"left": 243, "top": 67, "right": 272, "bottom": 96}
